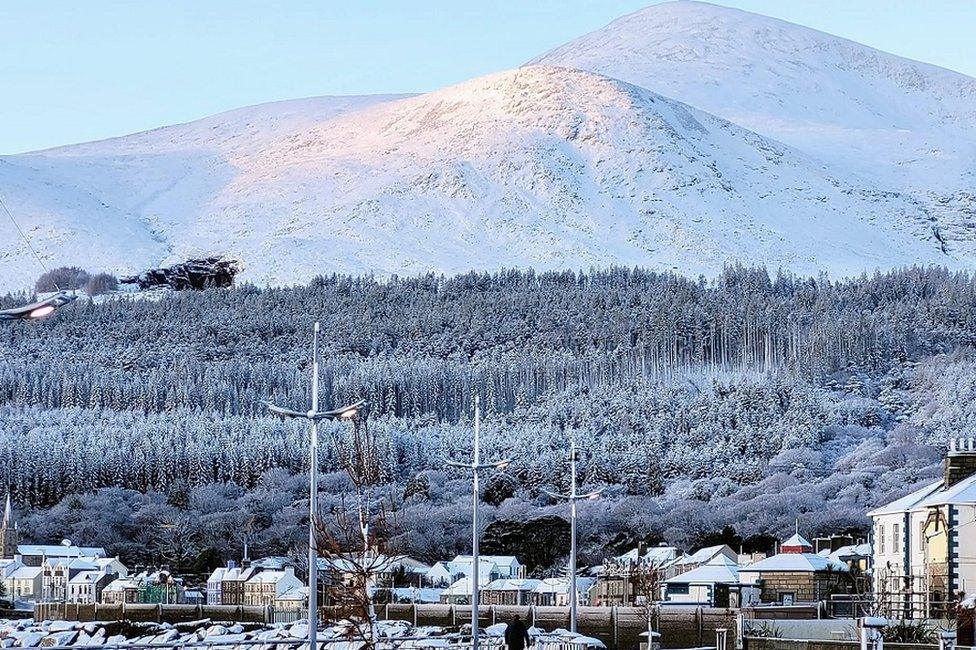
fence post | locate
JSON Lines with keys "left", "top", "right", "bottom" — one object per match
{"left": 611, "top": 605, "right": 618, "bottom": 650}
{"left": 157, "top": 603, "right": 163, "bottom": 622}
{"left": 860, "top": 617, "right": 886, "bottom": 650}
{"left": 939, "top": 630, "right": 957, "bottom": 650}
{"left": 413, "top": 603, "right": 418, "bottom": 628}
{"left": 451, "top": 604, "right": 456, "bottom": 627}
{"left": 696, "top": 606, "right": 703, "bottom": 647}
{"left": 491, "top": 605, "right": 496, "bottom": 625}
{"left": 716, "top": 628, "right": 728, "bottom": 650}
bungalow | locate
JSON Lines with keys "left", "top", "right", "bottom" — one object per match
{"left": 738, "top": 533, "right": 849, "bottom": 604}
{"left": 440, "top": 576, "right": 476, "bottom": 604}
{"left": 664, "top": 555, "right": 759, "bottom": 607}
{"left": 480, "top": 578, "right": 540, "bottom": 605}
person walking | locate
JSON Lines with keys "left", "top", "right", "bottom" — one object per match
{"left": 504, "top": 614, "right": 531, "bottom": 650}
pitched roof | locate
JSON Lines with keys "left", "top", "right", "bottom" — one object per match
{"left": 782, "top": 533, "right": 813, "bottom": 548}
{"left": 867, "top": 479, "right": 945, "bottom": 516}
{"left": 740, "top": 552, "right": 848, "bottom": 573}
{"left": 68, "top": 570, "right": 103, "bottom": 585}
{"left": 676, "top": 545, "right": 733, "bottom": 566}
{"left": 532, "top": 577, "right": 596, "bottom": 594}
{"left": 483, "top": 578, "right": 540, "bottom": 591}
{"left": 452, "top": 555, "right": 520, "bottom": 568}
{"left": 19, "top": 544, "right": 106, "bottom": 558}
{"left": 667, "top": 554, "right": 741, "bottom": 585}
{"left": 8, "top": 565, "right": 42, "bottom": 580}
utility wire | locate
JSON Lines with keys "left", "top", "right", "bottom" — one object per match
{"left": 0, "top": 191, "right": 49, "bottom": 274}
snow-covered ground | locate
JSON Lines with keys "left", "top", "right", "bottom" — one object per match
{"left": 0, "top": 619, "right": 604, "bottom": 649}
{"left": 1, "top": 0, "right": 974, "bottom": 291}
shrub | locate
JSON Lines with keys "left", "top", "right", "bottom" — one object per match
{"left": 84, "top": 272, "right": 119, "bottom": 296}
{"left": 35, "top": 266, "right": 89, "bottom": 292}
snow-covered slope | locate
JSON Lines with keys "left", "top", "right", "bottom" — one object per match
{"left": 529, "top": 0, "right": 976, "bottom": 252}
{"left": 0, "top": 66, "right": 957, "bottom": 291}
{"left": 0, "top": 94, "right": 406, "bottom": 292}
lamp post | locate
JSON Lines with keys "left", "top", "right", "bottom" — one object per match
{"left": 265, "top": 321, "right": 364, "bottom": 650}
{"left": 0, "top": 291, "right": 77, "bottom": 321}
{"left": 445, "top": 396, "right": 509, "bottom": 650}
{"left": 543, "top": 438, "right": 601, "bottom": 633}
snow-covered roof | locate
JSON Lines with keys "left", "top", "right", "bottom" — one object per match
{"left": 246, "top": 569, "right": 293, "bottom": 584}
{"left": 103, "top": 578, "right": 139, "bottom": 591}
{"left": 918, "top": 474, "right": 976, "bottom": 508}
{"left": 666, "top": 554, "right": 741, "bottom": 585}
{"left": 276, "top": 586, "right": 310, "bottom": 602}
{"left": 207, "top": 567, "right": 228, "bottom": 583}
{"left": 483, "top": 578, "right": 540, "bottom": 592}
{"left": 818, "top": 544, "right": 872, "bottom": 563}
{"left": 391, "top": 587, "right": 443, "bottom": 603}
{"left": 68, "top": 570, "right": 104, "bottom": 585}
{"left": 443, "top": 577, "right": 476, "bottom": 597}
{"left": 532, "top": 577, "right": 596, "bottom": 594}
{"left": 676, "top": 545, "right": 733, "bottom": 566}
{"left": 617, "top": 545, "right": 681, "bottom": 565}
{"left": 49, "top": 557, "right": 99, "bottom": 571}
{"left": 452, "top": 555, "right": 520, "bottom": 569}
{"left": 781, "top": 533, "right": 813, "bottom": 548}
{"left": 867, "top": 479, "right": 945, "bottom": 516}
{"left": 18, "top": 544, "right": 106, "bottom": 558}
{"left": 739, "top": 553, "right": 848, "bottom": 573}
{"left": 8, "top": 565, "right": 42, "bottom": 580}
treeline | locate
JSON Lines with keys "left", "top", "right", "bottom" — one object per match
{"left": 2, "top": 265, "right": 975, "bottom": 421}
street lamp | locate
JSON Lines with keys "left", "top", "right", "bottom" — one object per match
{"left": 0, "top": 291, "right": 77, "bottom": 321}
{"left": 265, "top": 321, "right": 365, "bottom": 650}
{"left": 444, "top": 395, "right": 509, "bottom": 650}
{"left": 543, "top": 438, "right": 601, "bottom": 634}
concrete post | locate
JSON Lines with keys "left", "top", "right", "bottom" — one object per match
{"left": 716, "top": 628, "right": 728, "bottom": 650}
{"left": 860, "top": 617, "right": 887, "bottom": 650}
{"left": 939, "top": 630, "right": 957, "bottom": 650}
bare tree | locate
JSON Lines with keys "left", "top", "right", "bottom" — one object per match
{"left": 315, "top": 416, "right": 401, "bottom": 650}
{"left": 634, "top": 560, "right": 665, "bottom": 649}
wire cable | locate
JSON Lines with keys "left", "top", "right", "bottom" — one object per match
{"left": 0, "top": 191, "right": 49, "bottom": 274}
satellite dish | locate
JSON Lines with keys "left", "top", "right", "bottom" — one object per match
{"left": 61, "top": 539, "right": 72, "bottom": 546}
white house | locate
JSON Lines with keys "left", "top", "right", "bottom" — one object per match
{"left": 426, "top": 555, "right": 518, "bottom": 588}
{"left": 868, "top": 438, "right": 976, "bottom": 617}
{"left": 243, "top": 566, "right": 302, "bottom": 606}
{"left": 4, "top": 564, "right": 42, "bottom": 602}
{"left": 207, "top": 563, "right": 234, "bottom": 605}
{"left": 530, "top": 577, "right": 597, "bottom": 606}
{"left": 67, "top": 570, "right": 106, "bottom": 604}
{"left": 480, "top": 578, "right": 540, "bottom": 606}
{"left": 664, "top": 554, "right": 759, "bottom": 607}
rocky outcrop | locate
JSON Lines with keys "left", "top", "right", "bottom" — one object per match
{"left": 121, "top": 257, "right": 239, "bottom": 291}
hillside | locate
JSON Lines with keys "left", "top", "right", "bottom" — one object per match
{"left": 530, "top": 0, "right": 976, "bottom": 252}
{"left": 0, "top": 66, "right": 960, "bottom": 292}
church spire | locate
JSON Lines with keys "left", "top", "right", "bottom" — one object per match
{"left": 2, "top": 494, "right": 10, "bottom": 529}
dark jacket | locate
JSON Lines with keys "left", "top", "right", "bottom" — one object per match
{"left": 504, "top": 619, "right": 530, "bottom": 649}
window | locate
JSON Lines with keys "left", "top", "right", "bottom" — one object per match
{"left": 668, "top": 583, "right": 690, "bottom": 595}
{"left": 879, "top": 525, "right": 886, "bottom": 554}
{"left": 894, "top": 523, "right": 901, "bottom": 554}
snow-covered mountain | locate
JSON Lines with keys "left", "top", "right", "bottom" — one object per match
{"left": 530, "top": 0, "right": 976, "bottom": 252}
{"left": 1, "top": 1, "right": 974, "bottom": 292}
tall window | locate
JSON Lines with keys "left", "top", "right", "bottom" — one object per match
{"left": 879, "top": 525, "right": 886, "bottom": 554}
{"left": 894, "top": 523, "right": 901, "bottom": 554}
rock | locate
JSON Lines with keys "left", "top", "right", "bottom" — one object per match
{"left": 19, "top": 632, "right": 45, "bottom": 648}
{"left": 120, "top": 257, "right": 239, "bottom": 291}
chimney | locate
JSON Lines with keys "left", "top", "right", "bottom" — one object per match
{"left": 945, "top": 438, "right": 976, "bottom": 488}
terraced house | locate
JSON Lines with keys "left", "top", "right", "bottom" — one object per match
{"left": 869, "top": 438, "right": 976, "bottom": 617}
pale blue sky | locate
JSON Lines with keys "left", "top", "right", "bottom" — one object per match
{"left": 2, "top": 0, "right": 974, "bottom": 154}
